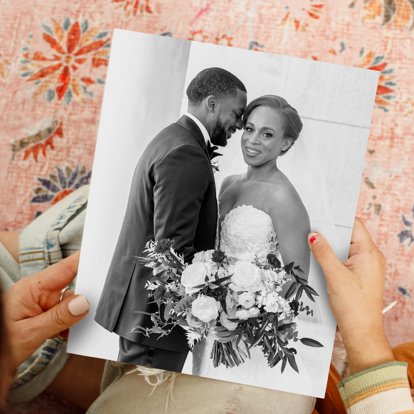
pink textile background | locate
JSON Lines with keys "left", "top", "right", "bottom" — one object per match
{"left": 0, "top": 0, "right": 413, "bottom": 350}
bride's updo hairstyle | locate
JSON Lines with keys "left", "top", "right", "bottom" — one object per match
{"left": 242, "top": 95, "right": 303, "bottom": 155}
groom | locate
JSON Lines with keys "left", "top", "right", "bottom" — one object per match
{"left": 95, "top": 67, "right": 247, "bottom": 372}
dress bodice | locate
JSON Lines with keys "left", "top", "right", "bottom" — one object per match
{"left": 219, "top": 205, "right": 280, "bottom": 262}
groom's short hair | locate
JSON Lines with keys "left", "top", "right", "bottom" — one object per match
{"left": 186, "top": 67, "right": 246, "bottom": 105}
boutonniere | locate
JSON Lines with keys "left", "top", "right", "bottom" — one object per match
{"left": 207, "top": 141, "right": 222, "bottom": 172}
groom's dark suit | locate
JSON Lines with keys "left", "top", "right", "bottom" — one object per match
{"left": 95, "top": 115, "right": 217, "bottom": 371}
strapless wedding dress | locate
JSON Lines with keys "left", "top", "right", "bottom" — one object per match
{"left": 190, "top": 205, "right": 310, "bottom": 387}
{"left": 220, "top": 204, "right": 281, "bottom": 262}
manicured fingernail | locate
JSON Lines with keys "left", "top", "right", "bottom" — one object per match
{"left": 308, "top": 233, "right": 319, "bottom": 245}
{"left": 68, "top": 295, "right": 90, "bottom": 316}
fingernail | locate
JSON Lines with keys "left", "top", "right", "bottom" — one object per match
{"left": 68, "top": 295, "right": 90, "bottom": 316}
{"left": 308, "top": 233, "right": 319, "bottom": 245}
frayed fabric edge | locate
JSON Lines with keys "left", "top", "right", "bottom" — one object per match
{"left": 127, "top": 366, "right": 179, "bottom": 412}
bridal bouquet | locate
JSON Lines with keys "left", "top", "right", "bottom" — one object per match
{"left": 132, "top": 240, "right": 231, "bottom": 346}
{"left": 134, "top": 239, "right": 323, "bottom": 373}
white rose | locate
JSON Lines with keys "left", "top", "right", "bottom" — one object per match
{"left": 192, "top": 250, "right": 214, "bottom": 263}
{"left": 205, "top": 262, "right": 218, "bottom": 278}
{"left": 220, "top": 312, "right": 238, "bottom": 331}
{"left": 263, "top": 292, "right": 290, "bottom": 314}
{"left": 191, "top": 295, "right": 220, "bottom": 323}
{"left": 256, "top": 293, "right": 264, "bottom": 307}
{"left": 248, "top": 307, "right": 260, "bottom": 318}
{"left": 235, "top": 309, "right": 251, "bottom": 320}
{"left": 238, "top": 292, "right": 256, "bottom": 309}
{"left": 181, "top": 263, "right": 207, "bottom": 294}
{"left": 186, "top": 312, "right": 203, "bottom": 329}
{"left": 230, "top": 261, "right": 262, "bottom": 292}
{"left": 217, "top": 268, "right": 227, "bottom": 279}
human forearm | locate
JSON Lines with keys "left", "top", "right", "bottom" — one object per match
{"left": 341, "top": 325, "right": 394, "bottom": 374}
{"left": 0, "top": 231, "right": 19, "bottom": 262}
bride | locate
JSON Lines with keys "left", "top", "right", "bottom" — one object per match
{"left": 192, "top": 94, "right": 311, "bottom": 385}
{"left": 219, "top": 94, "right": 310, "bottom": 274}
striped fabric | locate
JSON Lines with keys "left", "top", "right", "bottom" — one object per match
{"left": 339, "top": 362, "right": 414, "bottom": 414}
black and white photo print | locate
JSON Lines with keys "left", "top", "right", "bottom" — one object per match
{"left": 68, "top": 29, "right": 379, "bottom": 398}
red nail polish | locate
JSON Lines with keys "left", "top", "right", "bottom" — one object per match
{"left": 309, "top": 234, "right": 318, "bottom": 245}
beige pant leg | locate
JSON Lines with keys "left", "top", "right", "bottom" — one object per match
{"left": 88, "top": 362, "right": 316, "bottom": 414}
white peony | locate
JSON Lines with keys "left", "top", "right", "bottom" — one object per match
{"left": 238, "top": 291, "right": 256, "bottom": 309}
{"left": 248, "top": 307, "right": 260, "bottom": 318}
{"left": 235, "top": 309, "right": 251, "bottom": 320}
{"left": 181, "top": 262, "right": 207, "bottom": 294}
{"left": 192, "top": 250, "right": 214, "bottom": 263}
{"left": 230, "top": 261, "right": 262, "bottom": 292}
{"left": 263, "top": 292, "right": 291, "bottom": 314}
{"left": 205, "top": 262, "right": 219, "bottom": 278}
{"left": 191, "top": 295, "right": 220, "bottom": 323}
{"left": 220, "top": 312, "right": 238, "bottom": 331}
{"left": 192, "top": 250, "right": 219, "bottom": 279}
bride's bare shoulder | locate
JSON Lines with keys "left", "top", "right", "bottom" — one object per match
{"left": 268, "top": 176, "right": 306, "bottom": 214}
{"left": 219, "top": 174, "right": 242, "bottom": 196}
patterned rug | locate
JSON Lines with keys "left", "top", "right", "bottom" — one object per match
{"left": 1, "top": 0, "right": 413, "bottom": 411}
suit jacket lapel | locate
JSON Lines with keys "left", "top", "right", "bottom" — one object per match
{"left": 176, "top": 115, "right": 210, "bottom": 159}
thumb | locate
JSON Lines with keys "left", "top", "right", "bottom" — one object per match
{"left": 32, "top": 294, "right": 90, "bottom": 339}
{"left": 308, "top": 233, "right": 344, "bottom": 282}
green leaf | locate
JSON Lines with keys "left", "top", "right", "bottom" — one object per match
{"left": 270, "top": 351, "right": 282, "bottom": 368}
{"left": 263, "top": 335, "right": 272, "bottom": 352}
{"left": 212, "top": 274, "right": 232, "bottom": 285}
{"left": 295, "top": 285, "right": 304, "bottom": 301}
{"left": 220, "top": 299, "right": 227, "bottom": 314}
{"left": 272, "top": 314, "right": 278, "bottom": 334}
{"left": 281, "top": 355, "right": 287, "bottom": 373}
{"left": 287, "top": 354, "right": 299, "bottom": 373}
{"left": 244, "top": 340, "right": 251, "bottom": 359}
{"left": 294, "top": 274, "right": 308, "bottom": 284}
{"left": 278, "top": 323, "right": 295, "bottom": 332}
{"left": 300, "top": 338, "right": 324, "bottom": 347}
{"left": 164, "top": 302, "right": 173, "bottom": 321}
{"left": 304, "top": 285, "right": 319, "bottom": 296}
{"left": 175, "top": 296, "right": 193, "bottom": 313}
{"left": 192, "top": 281, "right": 207, "bottom": 289}
{"left": 215, "top": 329, "right": 238, "bottom": 339}
{"left": 249, "top": 318, "right": 260, "bottom": 327}
{"left": 284, "top": 283, "right": 297, "bottom": 299}
{"left": 284, "top": 262, "right": 294, "bottom": 273}
{"left": 304, "top": 289, "right": 316, "bottom": 302}
{"left": 250, "top": 318, "right": 269, "bottom": 347}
